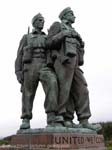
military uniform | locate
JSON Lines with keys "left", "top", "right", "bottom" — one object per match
{"left": 46, "top": 8, "right": 91, "bottom": 124}
{"left": 15, "top": 26, "right": 59, "bottom": 126}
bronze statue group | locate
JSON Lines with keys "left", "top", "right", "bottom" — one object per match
{"left": 15, "top": 7, "right": 101, "bottom": 132}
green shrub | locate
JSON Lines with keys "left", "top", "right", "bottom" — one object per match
{"left": 107, "top": 146, "right": 112, "bottom": 150}
{"left": 0, "top": 140, "right": 9, "bottom": 145}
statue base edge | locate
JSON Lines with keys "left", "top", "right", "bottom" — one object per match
{"left": 9, "top": 127, "right": 107, "bottom": 150}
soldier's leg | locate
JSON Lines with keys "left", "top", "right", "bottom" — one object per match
{"left": 71, "top": 68, "right": 91, "bottom": 122}
{"left": 39, "top": 66, "right": 62, "bottom": 126}
{"left": 54, "top": 57, "right": 76, "bottom": 117}
{"left": 64, "top": 68, "right": 91, "bottom": 128}
{"left": 63, "top": 68, "right": 90, "bottom": 128}
{"left": 20, "top": 64, "right": 39, "bottom": 129}
{"left": 64, "top": 93, "right": 75, "bottom": 127}
{"left": 70, "top": 68, "right": 102, "bottom": 131}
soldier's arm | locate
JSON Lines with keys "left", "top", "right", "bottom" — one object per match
{"left": 47, "top": 22, "right": 73, "bottom": 50}
{"left": 15, "top": 34, "right": 27, "bottom": 83}
{"left": 47, "top": 22, "right": 66, "bottom": 49}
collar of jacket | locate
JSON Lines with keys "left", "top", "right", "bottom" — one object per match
{"left": 62, "top": 19, "right": 69, "bottom": 25}
{"left": 61, "top": 19, "right": 74, "bottom": 30}
{"left": 32, "top": 28, "right": 45, "bottom": 35}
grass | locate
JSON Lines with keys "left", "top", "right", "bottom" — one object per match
{"left": 107, "top": 147, "right": 112, "bottom": 150}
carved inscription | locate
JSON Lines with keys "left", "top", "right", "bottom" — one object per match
{"left": 54, "top": 135, "right": 104, "bottom": 145}
{"left": 11, "top": 133, "right": 105, "bottom": 149}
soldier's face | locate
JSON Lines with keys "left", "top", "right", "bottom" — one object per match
{"left": 34, "top": 17, "right": 45, "bottom": 30}
{"left": 65, "top": 11, "right": 75, "bottom": 23}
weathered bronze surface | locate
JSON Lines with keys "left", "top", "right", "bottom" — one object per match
{"left": 15, "top": 8, "right": 101, "bottom": 132}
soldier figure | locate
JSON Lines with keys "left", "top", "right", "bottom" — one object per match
{"left": 15, "top": 13, "right": 62, "bottom": 129}
{"left": 47, "top": 7, "right": 101, "bottom": 131}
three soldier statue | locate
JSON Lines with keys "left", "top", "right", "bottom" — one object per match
{"left": 15, "top": 7, "right": 101, "bottom": 131}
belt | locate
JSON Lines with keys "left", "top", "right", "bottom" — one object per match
{"left": 33, "top": 48, "right": 45, "bottom": 53}
{"left": 32, "top": 48, "right": 46, "bottom": 58}
{"left": 32, "top": 53, "right": 46, "bottom": 58}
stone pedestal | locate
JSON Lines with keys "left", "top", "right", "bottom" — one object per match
{"left": 11, "top": 128, "right": 106, "bottom": 150}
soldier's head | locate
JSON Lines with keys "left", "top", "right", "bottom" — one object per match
{"left": 59, "top": 7, "right": 76, "bottom": 24}
{"left": 32, "top": 13, "right": 45, "bottom": 30}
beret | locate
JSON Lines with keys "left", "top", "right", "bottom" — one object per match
{"left": 32, "top": 13, "right": 44, "bottom": 25}
{"left": 59, "top": 7, "right": 73, "bottom": 20}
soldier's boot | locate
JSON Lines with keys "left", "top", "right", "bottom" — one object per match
{"left": 47, "top": 113, "right": 64, "bottom": 127}
{"left": 55, "top": 115, "right": 64, "bottom": 127}
{"left": 64, "top": 114, "right": 78, "bottom": 128}
{"left": 20, "top": 119, "right": 30, "bottom": 129}
{"left": 79, "top": 119, "right": 102, "bottom": 131}
{"left": 64, "top": 120, "right": 74, "bottom": 128}
{"left": 64, "top": 120, "right": 79, "bottom": 128}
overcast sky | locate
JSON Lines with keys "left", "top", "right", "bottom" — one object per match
{"left": 0, "top": 0, "right": 112, "bottom": 137}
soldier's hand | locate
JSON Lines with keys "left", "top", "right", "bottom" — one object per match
{"left": 16, "top": 71, "right": 23, "bottom": 84}
{"left": 81, "top": 41, "right": 85, "bottom": 48}
{"left": 72, "top": 31, "right": 78, "bottom": 38}
{"left": 23, "top": 44, "right": 32, "bottom": 51}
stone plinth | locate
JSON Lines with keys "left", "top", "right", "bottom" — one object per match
{"left": 11, "top": 128, "right": 106, "bottom": 150}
